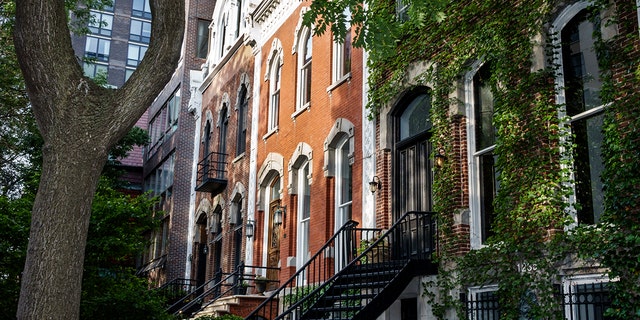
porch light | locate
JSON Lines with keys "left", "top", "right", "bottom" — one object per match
{"left": 369, "top": 176, "right": 381, "bottom": 194}
{"left": 246, "top": 220, "right": 255, "bottom": 238}
{"left": 274, "top": 205, "right": 285, "bottom": 226}
{"left": 434, "top": 148, "right": 447, "bottom": 169}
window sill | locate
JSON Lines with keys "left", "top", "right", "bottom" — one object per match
{"left": 263, "top": 127, "right": 278, "bottom": 140}
{"left": 327, "top": 73, "right": 352, "bottom": 93}
{"left": 233, "top": 153, "right": 245, "bottom": 163}
{"left": 291, "top": 103, "right": 311, "bottom": 119}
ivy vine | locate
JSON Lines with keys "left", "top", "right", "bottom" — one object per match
{"left": 305, "top": 0, "right": 640, "bottom": 318}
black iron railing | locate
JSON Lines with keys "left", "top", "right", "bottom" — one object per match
{"left": 462, "top": 282, "right": 612, "bottom": 320}
{"left": 295, "top": 211, "right": 437, "bottom": 320}
{"left": 245, "top": 220, "right": 383, "bottom": 320}
{"left": 195, "top": 151, "right": 228, "bottom": 193}
{"left": 245, "top": 211, "right": 438, "bottom": 320}
{"left": 156, "top": 278, "right": 197, "bottom": 306}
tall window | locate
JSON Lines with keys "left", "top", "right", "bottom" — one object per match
{"left": 130, "top": 19, "right": 151, "bottom": 43}
{"left": 336, "top": 138, "right": 352, "bottom": 227}
{"left": 132, "top": 0, "right": 151, "bottom": 19}
{"left": 332, "top": 10, "right": 352, "bottom": 84}
{"left": 297, "top": 29, "right": 312, "bottom": 110}
{"left": 219, "top": 17, "right": 228, "bottom": 59}
{"left": 197, "top": 19, "right": 210, "bottom": 59}
{"left": 85, "top": 36, "right": 110, "bottom": 62}
{"left": 468, "top": 63, "right": 497, "bottom": 246}
{"left": 219, "top": 104, "right": 229, "bottom": 154}
{"left": 235, "top": 0, "right": 242, "bottom": 38}
{"left": 236, "top": 85, "right": 248, "bottom": 155}
{"left": 557, "top": 6, "right": 605, "bottom": 224}
{"left": 296, "top": 161, "right": 311, "bottom": 269}
{"left": 88, "top": 11, "right": 113, "bottom": 36}
{"left": 232, "top": 196, "right": 244, "bottom": 274}
{"left": 268, "top": 60, "right": 282, "bottom": 132}
{"left": 127, "top": 44, "right": 147, "bottom": 67}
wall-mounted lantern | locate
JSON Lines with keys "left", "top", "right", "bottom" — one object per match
{"left": 369, "top": 176, "right": 382, "bottom": 194}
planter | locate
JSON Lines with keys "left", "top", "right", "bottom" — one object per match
{"left": 255, "top": 281, "right": 267, "bottom": 294}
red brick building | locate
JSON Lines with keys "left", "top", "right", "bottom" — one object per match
{"left": 248, "top": 2, "right": 365, "bottom": 282}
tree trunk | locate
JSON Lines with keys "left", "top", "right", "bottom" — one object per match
{"left": 13, "top": 0, "right": 185, "bottom": 318}
{"left": 17, "top": 143, "right": 107, "bottom": 318}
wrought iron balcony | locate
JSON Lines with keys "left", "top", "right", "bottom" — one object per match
{"left": 195, "top": 151, "right": 228, "bottom": 195}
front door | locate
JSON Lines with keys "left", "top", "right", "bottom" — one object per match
{"left": 266, "top": 200, "right": 281, "bottom": 288}
{"left": 195, "top": 218, "right": 208, "bottom": 293}
{"left": 394, "top": 90, "right": 434, "bottom": 220}
{"left": 396, "top": 137, "right": 433, "bottom": 216}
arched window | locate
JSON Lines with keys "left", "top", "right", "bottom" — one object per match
{"left": 219, "top": 103, "right": 229, "bottom": 153}
{"left": 554, "top": 3, "right": 605, "bottom": 224}
{"left": 393, "top": 88, "right": 433, "bottom": 219}
{"left": 236, "top": 84, "right": 248, "bottom": 155}
{"left": 297, "top": 28, "right": 312, "bottom": 111}
{"left": 268, "top": 56, "right": 282, "bottom": 132}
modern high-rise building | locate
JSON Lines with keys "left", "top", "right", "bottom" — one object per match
{"left": 70, "top": 0, "right": 153, "bottom": 194}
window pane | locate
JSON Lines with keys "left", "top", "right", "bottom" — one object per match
{"left": 562, "top": 9, "right": 605, "bottom": 225}
{"left": 572, "top": 113, "right": 604, "bottom": 224}
{"left": 130, "top": 20, "right": 151, "bottom": 43}
{"left": 400, "top": 94, "right": 432, "bottom": 140}
{"left": 302, "top": 164, "right": 310, "bottom": 220}
{"left": 197, "top": 20, "right": 210, "bottom": 59}
{"left": 343, "top": 30, "right": 352, "bottom": 75}
{"left": 132, "top": 0, "right": 151, "bottom": 19}
{"left": 479, "top": 152, "right": 497, "bottom": 242}
{"left": 339, "top": 142, "right": 352, "bottom": 204}
{"left": 474, "top": 65, "right": 495, "bottom": 150}
{"left": 562, "top": 10, "right": 603, "bottom": 116}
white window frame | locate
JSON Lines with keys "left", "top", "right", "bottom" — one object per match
{"left": 296, "top": 160, "right": 311, "bottom": 271}
{"left": 466, "top": 61, "right": 497, "bottom": 249}
{"left": 331, "top": 9, "right": 352, "bottom": 86}
{"left": 552, "top": 1, "right": 607, "bottom": 226}
{"left": 295, "top": 27, "right": 312, "bottom": 115}
{"left": 264, "top": 39, "right": 283, "bottom": 138}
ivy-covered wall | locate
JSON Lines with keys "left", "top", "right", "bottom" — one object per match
{"left": 306, "top": 0, "right": 640, "bottom": 317}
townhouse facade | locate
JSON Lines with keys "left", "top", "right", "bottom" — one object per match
{"left": 137, "top": 0, "right": 214, "bottom": 286}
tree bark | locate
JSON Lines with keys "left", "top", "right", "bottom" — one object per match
{"left": 13, "top": 0, "right": 184, "bottom": 318}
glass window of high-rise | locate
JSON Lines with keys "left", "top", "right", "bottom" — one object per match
{"left": 130, "top": 19, "right": 151, "bottom": 43}
{"left": 132, "top": 0, "right": 151, "bottom": 19}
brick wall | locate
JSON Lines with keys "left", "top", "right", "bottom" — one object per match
{"left": 253, "top": 3, "right": 364, "bottom": 286}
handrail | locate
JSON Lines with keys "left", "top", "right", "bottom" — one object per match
{"left": 245, "top": 220, "right": 383, "bottom": 320}
{"left": 155, "top": 278, "right": 198, "bottom": 310}
{"left": 171, "top": 268, "right": 236, "bottom": 316}
{"left": 166, "top": 269, "right": 225, "bottom": 314}
{"left": 286, "top": 211, "right": 437, "bottom": 320}
{"left": 197, "top": 151, "right": 228, "bottom": 181}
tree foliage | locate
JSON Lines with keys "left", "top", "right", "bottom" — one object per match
{"left": 0, "top": 125, "right": 168, "bottom": 319}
